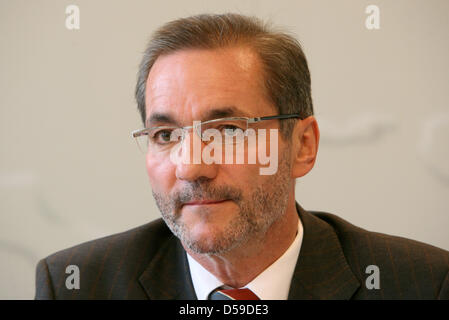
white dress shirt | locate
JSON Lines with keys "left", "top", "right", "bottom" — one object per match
{"left": 186, "top": 217, "right": 303, "bottom": 300}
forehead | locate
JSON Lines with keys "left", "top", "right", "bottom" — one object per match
{"left": 144, "top": 46, "right": 274, "bottom": 124}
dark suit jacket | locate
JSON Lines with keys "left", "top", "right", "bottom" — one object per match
{"left": 35, "top": 204, "right": 449, "bottom": 299}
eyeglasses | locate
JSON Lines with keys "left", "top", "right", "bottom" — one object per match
{"left": 131, "top": 114, "right": 301, "bottom": 153}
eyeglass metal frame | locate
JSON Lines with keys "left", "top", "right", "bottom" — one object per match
{"left": 131, "top": 113, "right": 302, "bottom": 140}
{"left": 131, "top": 113, "right": 302, "bottom": 153}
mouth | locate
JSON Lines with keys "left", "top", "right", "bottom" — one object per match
{"left": 183, "top": 199, "right": 230, "bottom": 206}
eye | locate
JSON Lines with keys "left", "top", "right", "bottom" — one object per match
{"left": 151, "top": 129, "right": 174, "bottom": 144}
{"left": 218, "top": 124, "right": 245, "bottom": 136}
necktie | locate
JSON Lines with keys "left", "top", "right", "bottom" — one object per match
{"left": 208, "top": 287, "right": 260, "bottom": 300}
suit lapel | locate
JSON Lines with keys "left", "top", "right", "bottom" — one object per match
{"left": 138, "top": 234, "right": 197, "bottom": 300}
{"left": 288, "top": 203, "right": 360, "bottom": 299}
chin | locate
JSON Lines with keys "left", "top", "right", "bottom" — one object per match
{"left": 183, "top": 225, "right": 239, "bottom": 255}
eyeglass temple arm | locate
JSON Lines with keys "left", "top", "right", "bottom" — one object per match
{"left": 248, "top": 114, "right": 302, "bottom": 123}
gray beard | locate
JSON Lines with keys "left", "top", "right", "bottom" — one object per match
{"left": 152, "top": 156, "right": 292, "bottom": 255}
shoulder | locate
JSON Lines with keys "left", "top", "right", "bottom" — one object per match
{"left": 311, "top": 211, "right": 449, "bottom": 267}
{"left": 310, "top": 211, "right": 449, "bottom": 299}
{"left": 44, "top": 218, "right": 171, "bottom": 266}
{"left": 36, "top": 218, "right": 174, "bottom": 299}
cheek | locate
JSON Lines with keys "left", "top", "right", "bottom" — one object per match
{"left": 221, "top": 163, "right": 260, "bottom": 189}
{"left": 145, "top": 153, "right": 176, "bottom": 192}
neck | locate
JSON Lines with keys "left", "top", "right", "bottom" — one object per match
{"left": 184, "top": 198, "right": 299, "bottom": 288}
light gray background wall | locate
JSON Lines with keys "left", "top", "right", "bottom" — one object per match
{"left": 1, "top": 0, "right": 448, "bottom": 299}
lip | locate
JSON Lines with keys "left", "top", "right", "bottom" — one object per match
{"left": 183, "top": 199, "right": 229, "bottom": 206}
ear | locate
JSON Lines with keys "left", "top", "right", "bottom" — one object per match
{"left": 291, "top": 116, "right": 320, "bottom": 178}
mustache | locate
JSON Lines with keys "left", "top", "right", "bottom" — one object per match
{"left": 172, "top": 181, "right": 243, "bottom": 210}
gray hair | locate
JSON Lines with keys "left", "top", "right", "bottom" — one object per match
{"left": 135, "top": 13, "right": 313, "bottom": 137}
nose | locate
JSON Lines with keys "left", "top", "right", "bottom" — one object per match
{"left": 174, "top": 130, "right": 219, "bottom": 182}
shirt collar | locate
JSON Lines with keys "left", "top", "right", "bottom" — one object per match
{"left": 186, "top": 217, "right": 303, "bottom": 300}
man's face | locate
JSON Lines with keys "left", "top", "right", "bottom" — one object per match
{"left": 145, "top": 46, "right": 293, "bottom": 255}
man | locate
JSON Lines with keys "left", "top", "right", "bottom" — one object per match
{"left": 35, "top": 13, "right": 448, "bottom": 300}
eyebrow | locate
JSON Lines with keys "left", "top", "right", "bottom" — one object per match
{"left": 146, "top": 113, "right": 179, "bottom": 128}
{"left": 145, "top": 106, "right": 250, "bottom": 128}
{"left": 203, "top": 106, "right": 250, "bottom": 120}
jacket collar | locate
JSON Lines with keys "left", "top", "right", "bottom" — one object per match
{"left": 139, "top": 203, "right": 360, "bottom": 300}
{"left": 288, "top": 203, "right": 360, "bottom": 299}
{"left": 139, "top": 234, "right": 197, "bottom": 300}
